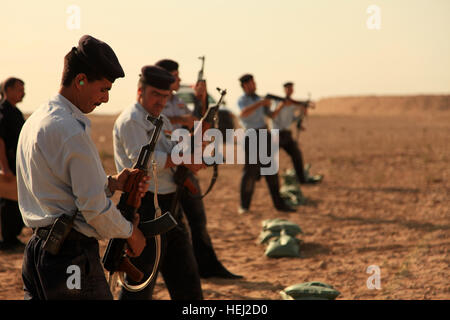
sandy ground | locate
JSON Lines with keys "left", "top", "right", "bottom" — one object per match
{"left": 0, "top": 95, "right": 449, "bottom": 300}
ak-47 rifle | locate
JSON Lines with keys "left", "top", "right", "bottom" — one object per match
{"left": 265, "top": 92, "right": 314, "bottom": 140}
{"left": 102, "top": 115, "right": 177, "bottom": 292}
{"left": 193, "top": 56, "right": 209, "bottom": 119}
{"left": 172, "top": 88, "right": 227, "bottom": 205}
{"left": 264, "top": 93, "right": 311, "bottom": 108}
{"left": 197, "top": 55, "right": 205, "bottom": 82}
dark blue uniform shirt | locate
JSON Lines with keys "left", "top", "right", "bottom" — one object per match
{"left": 0, "top": 100, "right": 25, "bottom": 175}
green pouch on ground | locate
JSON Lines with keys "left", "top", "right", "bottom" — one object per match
{"left": 280, "top": 281, "right": 340, "bottom": 300}
{"left": 262, "top": 218, "right": 303, "bottom": 236}
{"left": 304, "top": 163, "right": 323, "bottom": 183}
{"left": 258, "top": 229, "right": 279, "bottom": 244}
{"left": 281, "top": 169, "right": 298, "bottom": 186}
{"left": 280, "top": 185, "right": 307, "bottom": 206}
{"left": 264, "top": 231, "right": 301, "bottom": 258}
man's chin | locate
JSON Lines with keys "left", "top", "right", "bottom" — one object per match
{"left": 149, "top": 110, "right": 161, "bottom": 117}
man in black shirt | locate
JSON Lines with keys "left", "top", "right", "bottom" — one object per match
{"left": 0, "top": 77, "right": 26, "bottom": 250}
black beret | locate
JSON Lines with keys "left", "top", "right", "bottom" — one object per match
{"left": 283, "top": 82, "right": 294, "bottom": 87}
{"left": 239, "top": 73, "right": 253, "bottom": 84}
{"left": 155, "top": 59, "right": 179, "bottom": 73}
{"left": 73, "top": 35, "right": 124, "bottom": 82}
{"left": 140, "top": 65, "right": 175, "bottom": 91}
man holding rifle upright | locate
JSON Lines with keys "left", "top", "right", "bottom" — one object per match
{"left": 113, "top": 65, "right": 204, "bottom": 300}
{"left": 16, "top": 35, "right": 148, "bottom": 300}
{"left": 156, "top": 59, "right": 242, "bottom": 280}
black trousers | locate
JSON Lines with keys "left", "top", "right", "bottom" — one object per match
{"left": 279, "top": 130, "right": 306, "bottom": 183}
{"left": 0, "top": 198, "right": 24, "bottom": 243}
{"left": 22, "top": 230, "right": 112, "bottom": 300}
{"left": 240, "top": 129, "right": 285, "bottom": 210}
{"left": 119, "top": 192, "right": 203, "bottom": 300}
{"left": 180, "top": 171, "right": 226, "bottom": 275}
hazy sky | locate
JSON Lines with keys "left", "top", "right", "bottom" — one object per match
{"left": 1, "top": 0, "right": 449, "bottom": 115}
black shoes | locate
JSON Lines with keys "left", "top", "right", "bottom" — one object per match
{"left": 275, "top": 203, "right": 297, "bottom": 212}
{"left": 200, "top": 266, "right": 244, "bottom": 279}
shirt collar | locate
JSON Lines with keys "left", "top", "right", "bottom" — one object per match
{"left": 134, "top": 102, "right": 155, "bottom": 128}
{"left": 245, "top": 93, "right": 260, "bottom": 99}
{"left": 54, "top": 93, "right": 92, "bottom": 132}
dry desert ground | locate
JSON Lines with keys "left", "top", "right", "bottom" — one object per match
{"left": 0, "top": 95, "right": 449, "bottom": 300}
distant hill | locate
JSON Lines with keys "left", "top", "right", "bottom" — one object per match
{"left": 312, "top": 95, "right": 450, "bottom": 116}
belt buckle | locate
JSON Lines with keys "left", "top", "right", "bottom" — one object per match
{"left": 35, "top": 227, "right": 50, "bottom": 240}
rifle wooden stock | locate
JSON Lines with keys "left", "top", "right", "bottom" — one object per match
{"left": 118, "top": 256, "right": 144, "bottom": 283}
{"left": 124, "top": 170, "right": 146, "bottom": 208}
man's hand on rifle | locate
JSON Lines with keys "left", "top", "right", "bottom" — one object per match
{"left": 109, "top": 168, "right": 151, "bottom": 198}
{"left": 194, "top": 80, "right": 208, "bottom": 117}
{"left": 183, "top": 114, "right": 199, "bottom": 130}
{"left": 194, "top": 80, "right": 207, "bottom": 101}
{"left": 126, "top": 213, "right": 146, "bottom": 257}
{"left": 307, "top": 101, "right": 316, "bottom": 109}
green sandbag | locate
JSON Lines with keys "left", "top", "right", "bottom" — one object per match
{"left": 258, "top": 228, "right": 301, "bottom": 244}
{"left": 280, "top": 184, "right": 303, "bottom": 196}
{"left": 280, "top": 281, "right": 340, "bottom": 300}
{"left": 262, "top": 218, "right": 303, "bottom": 236}
{"left": 281, "top": 169, "right": 298, "bottom": 186}
{"left": 280, "top": 185, "right": 307, "bottom": 206}
{"left": 304, "top": 163, "right": 323, "bottom": 183}
{"left": 258, "top": 230, "right": 279, "bottom": 244}
{"left": 264, "top": 231, "right": 301, "bottom": 258}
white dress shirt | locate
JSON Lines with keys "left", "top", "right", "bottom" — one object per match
{"left": 16, "top": 94, "right": 133, "bottom": 240}
{"left": 161, "top": 95, "right": 191, "bottom": 130}
{"left": 271, "top": 104, "right": 297, "bottom": 130}
{"left": 237, "top": 94, "right": 269, "bottom": 130}
{"left": 113, "top": 102, "right": 178, "bottom": 195}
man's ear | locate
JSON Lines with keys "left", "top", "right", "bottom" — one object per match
{"left": 75, "top": 73, "right": 87, "bottom": 89}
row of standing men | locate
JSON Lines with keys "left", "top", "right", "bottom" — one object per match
{"left": 0, "top": 34, "right": 317, "bottom": 299}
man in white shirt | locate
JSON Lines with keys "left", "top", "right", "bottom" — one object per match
{"left": 270, "top": 82, "right": 320, "bottom": 184}
{"left": 17, "top": 35, "right": 148, "bottom": 300}
{"left": 156, "top": 59, "right": 242, "bottom": 279}
{"left": 237, "top": 74, "right": 296, "bottom": 213}
{"left": 114, "top": 65, "right": 204, "bottom": 300}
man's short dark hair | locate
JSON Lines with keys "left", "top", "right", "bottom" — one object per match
{"left": 155, "top": 59, "right": 179, "bottom": 73}
{"left": 239, "top": 74, "right": 253, "bottom": 85}
{"left": 61, "top": 49, "right": 104, "bottom": 87}
{"left": 239, "top": 74, "right": 254, "bottom": 88}
{"left": 0, "top": 77, "right": 24, "bottom": 99}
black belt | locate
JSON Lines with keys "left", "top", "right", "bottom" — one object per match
{"left": 146, "top": 191, "right": 175, "bottom": 201}
{"left": 33, "top": 226, "right": 93, "bottom": 242}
